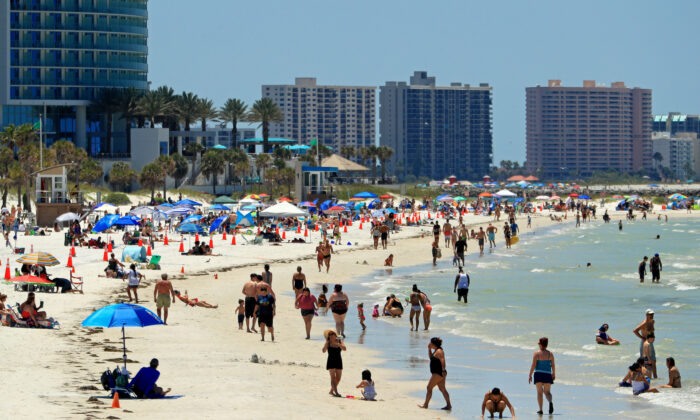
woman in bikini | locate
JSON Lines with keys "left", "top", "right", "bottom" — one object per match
{"left": 328, "top": 284, "right": 349, "bottom": 338}
{"left": 174, "top": 290, "right": 218, "bottom": 308}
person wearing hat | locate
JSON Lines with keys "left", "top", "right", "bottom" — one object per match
{"left": 128, "top": 358, "right": 171, "bottom": 398}
{"left": 633, "top": 309, "right": 657, "bottom": 378}
{"left": 322, "top": 329, "right": 346, "bottom": 397}
{"left": 650, "top": 253, "right": 662, "bottom": 283}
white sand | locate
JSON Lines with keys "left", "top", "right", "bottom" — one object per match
{"left": 0, "top": 200, "right": 683, "bottom": 419}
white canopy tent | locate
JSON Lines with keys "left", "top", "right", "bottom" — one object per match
{"left": 259, "top": 202, "right": 308, "bottom": 218}
{"left": 495, "top": 189, "right": 517, "bottom": 197}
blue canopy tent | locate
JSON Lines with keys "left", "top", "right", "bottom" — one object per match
{"left": 353, "top": 192, "right": 378, "bottom": 199}
{"left": 181, "top": 214, "right": 203, "bottom": 224}
{"left": 208, "top": 204, "right": 230, "bottom": 211}
{"left": 174, "top": 199, "right": 202, "bottom": 206}
{"left": 92, "top": 214, "right": 120, "bottom": 233}
{"left": 320, "top": 200, "right": 332, "bottom": 211}
{"left": 578, "top": 195, "right": 591, "bottom": 200}
{"left": 93, "top": 202, "right": 116, "bottom": 211}
{"left": 113, "top": 216, "right": 141, "bottom": 226}
{"left": 235, "top": 211, "right": 255, "bottom": 226}
{"left": 209, "top": 215, "right": 229, "bottom": 234}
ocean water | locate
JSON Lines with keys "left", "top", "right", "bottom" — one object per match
{"left": 348, "top": 217, "right": 700, "bottom": 418}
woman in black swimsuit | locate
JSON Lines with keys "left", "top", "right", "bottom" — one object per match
{"left": 418, "top": 337, "right": 452, "bottom": 410}
{"left": 292, "top": 266, "right": 306, "bottom": 297}
{"left": 328, "top": 284, "right": 349, "bottom": 337}
{"left": 323, "top": 329, "right": 346, "bottom": 397}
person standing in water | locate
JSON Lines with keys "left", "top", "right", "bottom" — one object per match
{"left": 292, "top": 266, "right": 306, "bottom": 297}
{"left": 529, "top": 337, "right": 555, "bottom": 415}
{"left": 638, "top": 256, "right": 648, "bottom": 283}
{"left": 453, "top": 267, "right": 470, "bottom": 303}
{"left": 650, "top": 253, "right": 662, "bottom": 283}
{"left": 486, "top": 224, "right": 498, "bottom": 249}
{"left": 618, "top": 220, "right": 623, "bottom": 231}
{"left": 409, "top": 284, "right": 425, "bottom": 331}
{"left": 633, "top": 309, "right": 657, "bottom": 378}
{"left": 477, "top": 227, "right": 486, "bottom": 255}
{"left": 418, "top": 337, "right": 452, "bottom": 410}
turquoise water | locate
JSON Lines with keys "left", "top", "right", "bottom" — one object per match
{"left": 352, "top": 217, "right": 700, "bottom": 417}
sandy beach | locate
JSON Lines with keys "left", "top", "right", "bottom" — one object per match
{"left": 1, "top": 200, "right": 694, "bottom": 419}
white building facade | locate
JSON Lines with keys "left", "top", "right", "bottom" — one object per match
{"left": 651, "top": 132, "right": 699, "bottom": 179}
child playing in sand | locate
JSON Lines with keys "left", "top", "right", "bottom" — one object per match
{"left": 372, "top": 304, "right": 379, "bottom": 318}
{"left": 384, "top": 254, "right": 394, "bottom": 267}
{"left": 235, "top": 299, "right": 244, "bottom": 329}
{"left": 356, "top": 369, "right": 377, "bottom": 401}
{"left": 358, "top": 303, "right": 366, "bottom": 330}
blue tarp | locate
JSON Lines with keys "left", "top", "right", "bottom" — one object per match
{"left": 235, "top": 211, "right": 255, "bottom": 226}
{"left": 92, "top": 214, "right": 120, "bottom": 233}
{"left": 122, "top": 245, "right": 148, "bottom": 263}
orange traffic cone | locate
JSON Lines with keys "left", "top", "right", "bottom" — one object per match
{"left": 195, "top": 233, "right": 199, "bottom": 242}
{"left": 214, "top": 273, "right": 218, "bottom": 280}
{"left": 303, "top": 228, "right": 308, "bottom": 237}
{"left": 111, "top": 392, "right": 120, "bottom": 408}
{"left": 103, "top": 251, "right": 108, "bottom": 261}
{"left": 66, "top": 255, "right": 73, "bottom": 268}
{"left": 180, "top": 266, "right": 184, "bottom": 274}
{"left": 138, "top": 238, "right": 143, "bottom": 247}
{"left": 359, "top": 222, "right": 363, "bottom": 230}
{"left": 178, "top": 241, "right": 184, "bottom": 252}
{"left": 70, "top": 246, "right": 76, "bottom": 257}
{"left": 72, "top": 265, "right": 76, "bottom": 273}
{"left": 222, "top": 231, "right": 227, "bottom": 240}
{"left": 209, "top": 238, "right": 214, "bottom": 249}
{"left": 275, "top": 227, "right": 280, "bottom": 235}
{"left": 343, "top": 225, "right": 347, "bottom": 233}
{"left": 231, "top": 236, "right": 236, "bottom": 245}
{"left": 107, "top": 242, "right": 113, "bottom": 252}
{"left": 164, "top": 235, "right": 169, "bottom": 245}
{"left": 282, "top": 231, "right": 286, "bottom": 239}
{"left": 296, "top": 225, "right": 301, "bottom": 234}
{"left": 4, "top": 259, "right": 10, "bottom": 280}
{"left": 315, "top": 225, "right": 319, "bottom": 232}
{"left": 147, "top": 246, "right": 152, "bottom": 256}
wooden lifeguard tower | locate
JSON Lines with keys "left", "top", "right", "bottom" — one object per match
{"left": 32, "top": 164, "right": 84, "bottom": 226}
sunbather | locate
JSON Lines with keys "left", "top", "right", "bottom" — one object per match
{"left": 128, "top": 358, "right": 171, "bottom": 398}
{"left": 20, "top": 292, "right": 47, "bottom": 324}
{"left": 0, "top": 294, "right": 11, "bottom": 326}
{"left": 174, "top": 290, "right": 218, "bottom": 308}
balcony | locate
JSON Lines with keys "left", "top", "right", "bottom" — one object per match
{"left": 10, "top": 4, "right": 148, "bottom": 19}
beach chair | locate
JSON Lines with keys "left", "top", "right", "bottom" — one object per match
{"left": 147, "top": 255, "right": 161, "bottom": 270}
{"left": 252, "top": 236, "right": 264, "bottom": 245}
{"left": 70, "top": 271, "right": 84, "bottom": 292}
{"left": 6, "top": 304, "right": 29, "bottom": 327}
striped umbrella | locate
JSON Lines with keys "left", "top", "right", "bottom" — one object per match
{"left": 16, "top": 251, "right": 60, "bottom": 266}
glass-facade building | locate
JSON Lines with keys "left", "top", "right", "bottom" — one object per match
{"left": 652, "top": 113, "right": 700, "bottom": 137}
{"left": 380, "top": 71, "right": 493, "bottom": 181}
{"left": 0, "top": 0, "right": 148, "bottom": 156}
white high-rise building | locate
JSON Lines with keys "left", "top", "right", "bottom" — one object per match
{"left": 262, "top": 77, "right": 376, "bottom": 152}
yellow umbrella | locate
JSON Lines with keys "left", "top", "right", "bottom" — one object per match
{"left": 16, "top": 251, "right": 60, "bottom": 266}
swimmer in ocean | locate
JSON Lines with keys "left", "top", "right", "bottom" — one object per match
{"left": 618, "top": 220, "right": 623, "bottom": 231}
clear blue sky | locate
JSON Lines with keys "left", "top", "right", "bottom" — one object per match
{"left": 148, "top": 0, "right": 700, "bottom": 164}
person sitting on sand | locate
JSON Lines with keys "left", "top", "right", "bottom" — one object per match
{"left": 384, "top": 254, "right": 394, "bottom": 267}
{"left": 356, "top": 369, "right": 377, "bottom": 401}
{"left": 105, "top": 253, "right": 125, "bottom": 278}
{"left": 174, "top": 290, "right": 218, "bottom": 308}
{"left": 480, "top": 387, "right": 515, "bottom": 419}
{"left": 0, "top": 294, "right": 11, "bottom": 326}
{"left": 630, "top": 362, "right": 659, "bottom": 395}
{"left": 596, "top": 324, "right": 620, "bottom": 345}
{"left": 128, "top": 358, "right": 171, "bottom": 398}
{"left": 20, "top": 292, "right": 47, "bottom": 325}
{"left": 658, "top": 357, "right": 681, "bottom": 388}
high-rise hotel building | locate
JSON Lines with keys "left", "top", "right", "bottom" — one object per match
{"left": 0, "top": 0, "right": 148, "bottom": 156}
{"left": 526, "top": 80, "right": 652, "bottom": 178}
{"left": 379, "top": 71, "right": 493, "bottom": 180}
{"left": 262, "top": 77, "right": 376, "bottom": 152}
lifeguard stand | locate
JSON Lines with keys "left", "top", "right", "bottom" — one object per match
{"left": 32, "top": 164, "right": 84, "bottom": 226}
{"left": 294, "top": 161, "right": 338, "bottom": 202}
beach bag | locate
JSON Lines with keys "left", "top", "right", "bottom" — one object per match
{"left": 437, "top": 248, "right": 442, "bottom": 258}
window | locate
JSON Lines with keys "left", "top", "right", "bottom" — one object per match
{"left": 159, "top": 141, "right": 168, "bottom": 156}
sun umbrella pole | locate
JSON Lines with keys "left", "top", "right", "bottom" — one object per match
{"left": 122, "top": 324, "right": 127, "bottom": 370}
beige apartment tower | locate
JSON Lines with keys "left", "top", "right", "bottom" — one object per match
{"left": 526, "top": 80, "right": 652, "bottom": 178}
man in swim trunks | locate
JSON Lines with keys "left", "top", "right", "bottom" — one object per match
{"left": 409, "top": 284, "right": 425, "bottom": 331}
{"left": 486, "top": 224, "right": 498, "bottom": 249}
{"left": 453, "top": 267, "right": 470, "bottom": 303}
{"left": 481, "top": 387, "right": 515, "bottom": 419}
{"left": 477, "top": 227, "right": 486, "bottom": 255}
{"left": 321, "top": 240, "right": 334, "bottom": 273}
{"left": 154, "top": 273, "right": 176, "bottom": 325}
{"left": 454, "top": 236, "right": 467, "bottom": 266}
{"left": 292, "top": 266, "right": 306, "bottom": 297}
{"left": 442, "top": 220, "right": 452, "bottom": 249}
{"left": 649, "top": 253, "right": 662, "bottom": 283}
{"left": 242, "top": 273, "right": 259, "bottom": 333}
{"left": 633, "top": 309, "right": 656, "bottom": 378}
{"left": 638, "top": 256, "right": 648, "bottom": 283}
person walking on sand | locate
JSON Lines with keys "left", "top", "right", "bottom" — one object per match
{"left": 321, "top": 240, "right": 334, "bottom": 273}
{"left": 638, "top": 256, "right": 648, "bottom": 283}
{"left": 477, "top": 227, "right": 486, "bottom": 255}
{"left": 323, "top": 329, "right": 346, "bottom": 397}
{"left": 454, "top": 267, "right": 470, "bottom": 303}
{"left": 295, "top": 287, "right": 317, "bottom": 339}
{"left": 328, "top": 284, "right": 349, "bottom": 338}
{"left": 292, "top": 266, "right": 306, "bottom": 297}
{"left": 409, "top": 284, "right": 424, "bottom": 331}
{"left": 481, "top": 387, "right": 515, "bottom": 419}
{"left": 124, "top": 264, "right": 143, "bottom": 303}
{"left": 443, "top": 220, "right": 452, "bottom": 249}
{"left": 650, "top": 253, "right": 662, "bottom": 283}
{"left": 254, "top": 286, "right": 275, "bottom": 342}
{"left": 529, "top": 337, "right": 555, "bottom": 415}
{"left": 418, "top": 337, "right": 452, "bottom": 410}
{"left": 154, "top": 273, "right": 176, "bottom": 325}
{"left": 261, "top": 264, "right": 272, "bottom": 286}
{"left": 242, "top": 273, "right": 259, "bottom": 333}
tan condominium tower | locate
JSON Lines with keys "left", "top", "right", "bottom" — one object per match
{"left": 262, "top": 77, "right": 376, "bottom": 153}
{"left": 526, "top": 80, "right": 652, "bottom": 178}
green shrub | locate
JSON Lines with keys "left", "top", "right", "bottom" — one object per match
{"left": 104, "top": 192, "right": 131, "bottom": 205}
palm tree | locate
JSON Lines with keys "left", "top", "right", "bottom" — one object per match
{"left": 246, "top": 98, "right": 283, "bottom": 153}
{"left": 197, "top": 97, "right": 218, "bottom": 132}
{"left": 171, "top": 153, "right": 189, "bottom": 188}
{"left": 234, "top": 159, "right": 251, "bottom": 192}
{"left": 278, "top": 167, "right": 295, "bottom": 197}
{"left": 0, "top": 148, "right": 14, "bottom": 207}
{"left": 155, "top": 154, "right": 176, "bottom": 201}
{"left": 91, "top": 88, "right": 122, "bottom": 155}
{"left": 652, "top": 152, "right": 663, "bottom": 169}
{"left": 118, "top": 87, "right": 142, "bottom": 156}
{"left": 153, "top": 85, "right": 178, "bottom": 151}
{"left": 109, "top": 161, "right": 136, "bottom": 191}
{"left": 219, "top": 98, "right": 247, "bottom": 149}
{"left": 224, "top": 148, "right": 247, "bottom": 184}
{"left": 255, "top": 153, "right": 271, "bottom": 191}
{"left": 139, "top": 163, "right": 164, "bottom": 202}
{"left": 200, "top": 150, "right": 225, "bottom": 194}
{"left": 0, "top": 123, "right": 37, "bottom": 159}
{"left": 175, "top": 91, "right": 200, "bottom": 147}
{"left": 340, "top": 146, "right": 356, "bottom": 159}
{"left": 137, "top": 90, "right": 173, "bottom": 127}
{"left": 183, "top": 142, "right": 205, "bottom": 184}
{"left": 375, "top": 146, "right": 394, "bottom": 181}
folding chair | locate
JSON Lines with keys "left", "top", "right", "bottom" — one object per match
{"left": 70, "top": 271, "right": 84, "bottom": 292}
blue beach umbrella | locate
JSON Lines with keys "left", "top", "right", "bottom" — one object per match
{"left": 579, "top": 195, "right": 591, "bottom": 200}
{"left": 181, "top": 214, "right": 203, "bottom": 224}
{"left": 208, "top": 204, "right": 230, "bottom": 211}
{"left": 92, "top": 214, "right": 120, "bottom": 233}
{"left": 212, "top": 144, "right": 227, "bottom": 150}
{"left": 209, "top": 215, "right": 228, "bottom": 234}
{"left": 352, "top": 192, "right": 378, "bottom": 199}
{"left": 82, "top": 303, "right": 163, "bottom": 369}
{"left": 174, "top": 199, "right": 202, "bottom": 206}
{"left": 113, "top": 216, "right": 140, "bottom": 226}
{"left": 177, "top": 223, "right": 204, "bottom": 233}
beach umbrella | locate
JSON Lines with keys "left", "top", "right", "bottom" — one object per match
{"left": 667, "top": 193, "right": 687, "bottom": 200}
{"left": 352, "top": 192, "right": 378, "bottom": 199}
{"left": 578, "top": 195, "right": 591, "bottom": 200}
{"left": 92, "top": 214, "right": 120, "bottom": 233}
{"left": 298, "top": 201, "right": 316, "bottom": 207}
{"left": 93, "top": 202, "right": 117, "bottom": 212}
{"left": 569, "top": 193, "right": 579, "bottom": 198}
{"left": 212, "top": 196, "right": 236, "bottom": 204}
{"left": 181, "top": 214, "right": 203, "bottom": 224}
{"left": 113, "top": 216, "right": 141, "bottom": 226}
{"left": 649, "top": 184, "right": 659, "bottom": 188}
{"left": 495, "top": 189, "right": 517, "bottom": 197}
{"left": 277, "top": 197, "right": 293, "bottom": 202}
{"left": 478, "top": 192, "right": 493, "bottom": 198}
{"left": 207, "top": 204, "right": 231, "bottom": 211}
{"left": 244, "top": 194, "right": 261, "bottom": 200}
{"left": 164, "top": 206, "right": 195, "bottom": 216}
{"left": 349, "top": 197, "right": 365, "bottom": 201}
{"left": 16, "top": 251, "right": 60, "bottom": 266}
{"left": 129, "top": 206, "right": 155, "bottom": 217}
{"left": 454, "top": 196, "right": 466, "bottom": 201}
{"left": 258, "top": 193, "right": 269, "bottom": 198}
{"left": 177, "top": 223, "right": 204, "bottom": 233}
{"left": 174, "top": 199, "right": 202, "bottom": 206}
{"left": 550, "top": 195, "right": 561, "bottom": 200}
{"left": 438, "top": 195, "right": 454, "bottom": 202}
{"left": 241, "top": 205, "right": 258, "bottom": 211}
{"left": 612, "top": 195, "right": 624, "bottom": 199}
{"left": 81, "top": 303, "right": 163, "bottom": 370}
{"left": 212, "top": 144, "right": 227, "bottom": 150}
{"left": 379, "top": 194, "right": 393, "bottom": 200}
{"left": 209, "top": 215, "right": 229, "bottom": 234}
{"left": 535, "top": 195, "right": 550, "bottom": 200}
{"left": 56, "top": 212, "right": 80, "bottom": 222}
{"left": 325, "top": 206, "right": 347, "bottom": 214}
{"left": 151, "top": 211, "right": 169, "bottom": 222}
{"left": 4, "top": 275, "right": 55, "bottom": 286}
{"left": 156, "top": 203, "right": 174, "bottom": 209}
